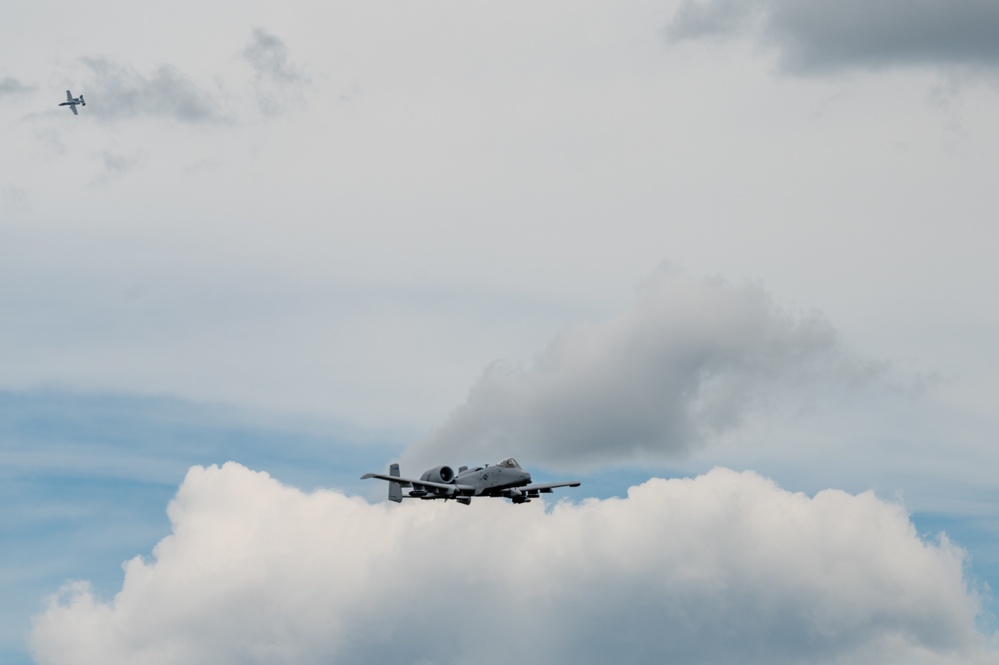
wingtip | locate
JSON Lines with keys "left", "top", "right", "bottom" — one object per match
{"left": 360, "top": 473, "right": 375, "bottom": 479}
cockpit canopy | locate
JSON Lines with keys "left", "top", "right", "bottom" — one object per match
{"left": 497, "top": 457, "right": 522, "bottom": 469}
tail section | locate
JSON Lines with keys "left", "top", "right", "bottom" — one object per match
{"left": 388, "top": 463, "right": 403, "bottom": 503}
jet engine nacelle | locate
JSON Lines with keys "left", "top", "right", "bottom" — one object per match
{"left": 420, "top": 465, "right": 455, "bottom": 484}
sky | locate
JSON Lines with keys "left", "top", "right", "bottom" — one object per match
{"left": 2, "top": 0, "right": 999, "bottom": 663}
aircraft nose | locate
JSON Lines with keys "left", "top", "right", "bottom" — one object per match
{"left": 525, "top": 472, "right": 532, "bottom": 483}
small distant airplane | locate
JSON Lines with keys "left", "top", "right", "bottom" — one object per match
{"left": 59, "top": 90, "right": 85, "bottom": 115}
{"left": 362, "top": 457, "right": 580, "bottom": 505}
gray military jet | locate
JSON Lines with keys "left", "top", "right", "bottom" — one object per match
{"left": 59, "top": 90, "right": 85, "bottom": 115}
{"left": 362, "top": 457, "right": 580, "bottom": 505}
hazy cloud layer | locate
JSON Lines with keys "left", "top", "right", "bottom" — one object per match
{"left": 0, "top": 185, "right": 29, "bottom": 213}
{"left": 90, "top": 150, "right": 144, "bottom": 186}
{"left": 30, "top": 462, "right": 993, "bottom": 665}
{"left": 80, "top": 57, "right": 228, "bottom": 123}
{"left": 243, "top": 29, "right": 308, "bottom": 86}
{"left": 667, "top": 0, "right": 999, "bottom": 73}
{"left": 242, "top": 29, "right": 309, "bottom": 115}
{"left": 409, "top": 269, "right": 879, "bottom": 470}
{"left": 0, "top": 76, "right": 33, "bottom": 97}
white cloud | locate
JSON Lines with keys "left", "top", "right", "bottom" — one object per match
{"left": 5, "top": 2, "right": 999, "bottom": 662}
{"left": 407, "top": 267, "right": 881, "bottom": 471}
{"left": 30, "top": 462, "right": 996, "bottom": 665}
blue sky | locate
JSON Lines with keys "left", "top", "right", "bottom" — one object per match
{"left": 4, "top": 387, "right": 997, "bottom": 663}
{"left": 1, "top": 390, "right": 407, "bottom": 664}
{"left": 3, "top": 1, "right": 999, "bottom": 663}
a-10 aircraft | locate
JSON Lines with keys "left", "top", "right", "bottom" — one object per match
{"left": 362, "top": 457, "right": 580, "bottom": 505}
{"left": 59, "top": 90, "right": 85, "bottom": 115}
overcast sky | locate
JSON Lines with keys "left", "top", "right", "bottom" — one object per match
{"left": 3, "top": 1, "right": 999, "bottom": 663}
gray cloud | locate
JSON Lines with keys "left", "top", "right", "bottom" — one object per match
{"left": 90, "top": 150, "right": 144, "bottom": 186}
{"left": 99, "top": 151, "right": 139, "bottom": 176}
{"left": 407, "top": 268, "right": 880, "bottom": 471}
{"left": 29, "top": 463, "right": 994, "bottom": 665}
{"left": 668, "top": 0, "right": 764, "bottom": 39}
{"left": 0, "top": 76, "right": 34, "bottom": 97}
{"left": 243, "top": 29, "right": 308, "bottom": 86}
{"left": 667, "top": 0, "right": 999, "bottom": 74}
{"left": 242, "top": 29, "right": 309, "bottom": 115}
{"left": 0, "top": 185, "right": 29, "bottom": 214}
{"left": 80, "top": 57, "right": 228, "bottom": 123}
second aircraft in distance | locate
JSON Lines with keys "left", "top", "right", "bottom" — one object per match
{"left": 59, "top": 90, "right": 86, "bottom": 115}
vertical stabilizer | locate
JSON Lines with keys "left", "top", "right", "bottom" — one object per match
{"left": 388, "top": 463, "right": 403, "bottom": 503}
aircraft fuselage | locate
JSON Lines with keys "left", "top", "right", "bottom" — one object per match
{"left": 456, "top": 464, "right": 532, "bottom": 495}
{"left": 59, "top": 90, "right": 85, "bottom": 114}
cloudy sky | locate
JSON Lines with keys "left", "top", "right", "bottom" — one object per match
{"left": 3, "top": 0, "right": 999, "bottom": 663}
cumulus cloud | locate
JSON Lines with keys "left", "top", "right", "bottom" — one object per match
{"left": 30, "top": 462, "right": 995, "bottom": 665}
{"left": 667, "top": 0, "right": 999, "bottom": 74}
{"left": 242, "top": 29, "right": 309, "bottom": 115}
{"left": 408, "top": 268, "right": 879, "bottom": 470}
{"left": 79, "top": 57, "right": 228, "bottom": 123}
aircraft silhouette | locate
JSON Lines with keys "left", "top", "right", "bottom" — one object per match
{"left": 362, "top": 457, "right": 580, "bottom": 505}
{"left": 59, "top": 90, "right": 85, "bottom": 115}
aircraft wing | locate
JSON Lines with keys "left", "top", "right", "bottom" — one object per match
{"left": 480, "top": 481, "right": 581, "bottom": 501}
{"left": 70, "top": 104, "right": 78, "bottom": 115}
{"left": 66, "top": 90, "right": 73, "bottom": 101}
{"left": 521, "top": 481, "right": 581, "bottom": 492}
{"left": 360, "top": 472, "right": 475, "bottom": 494}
